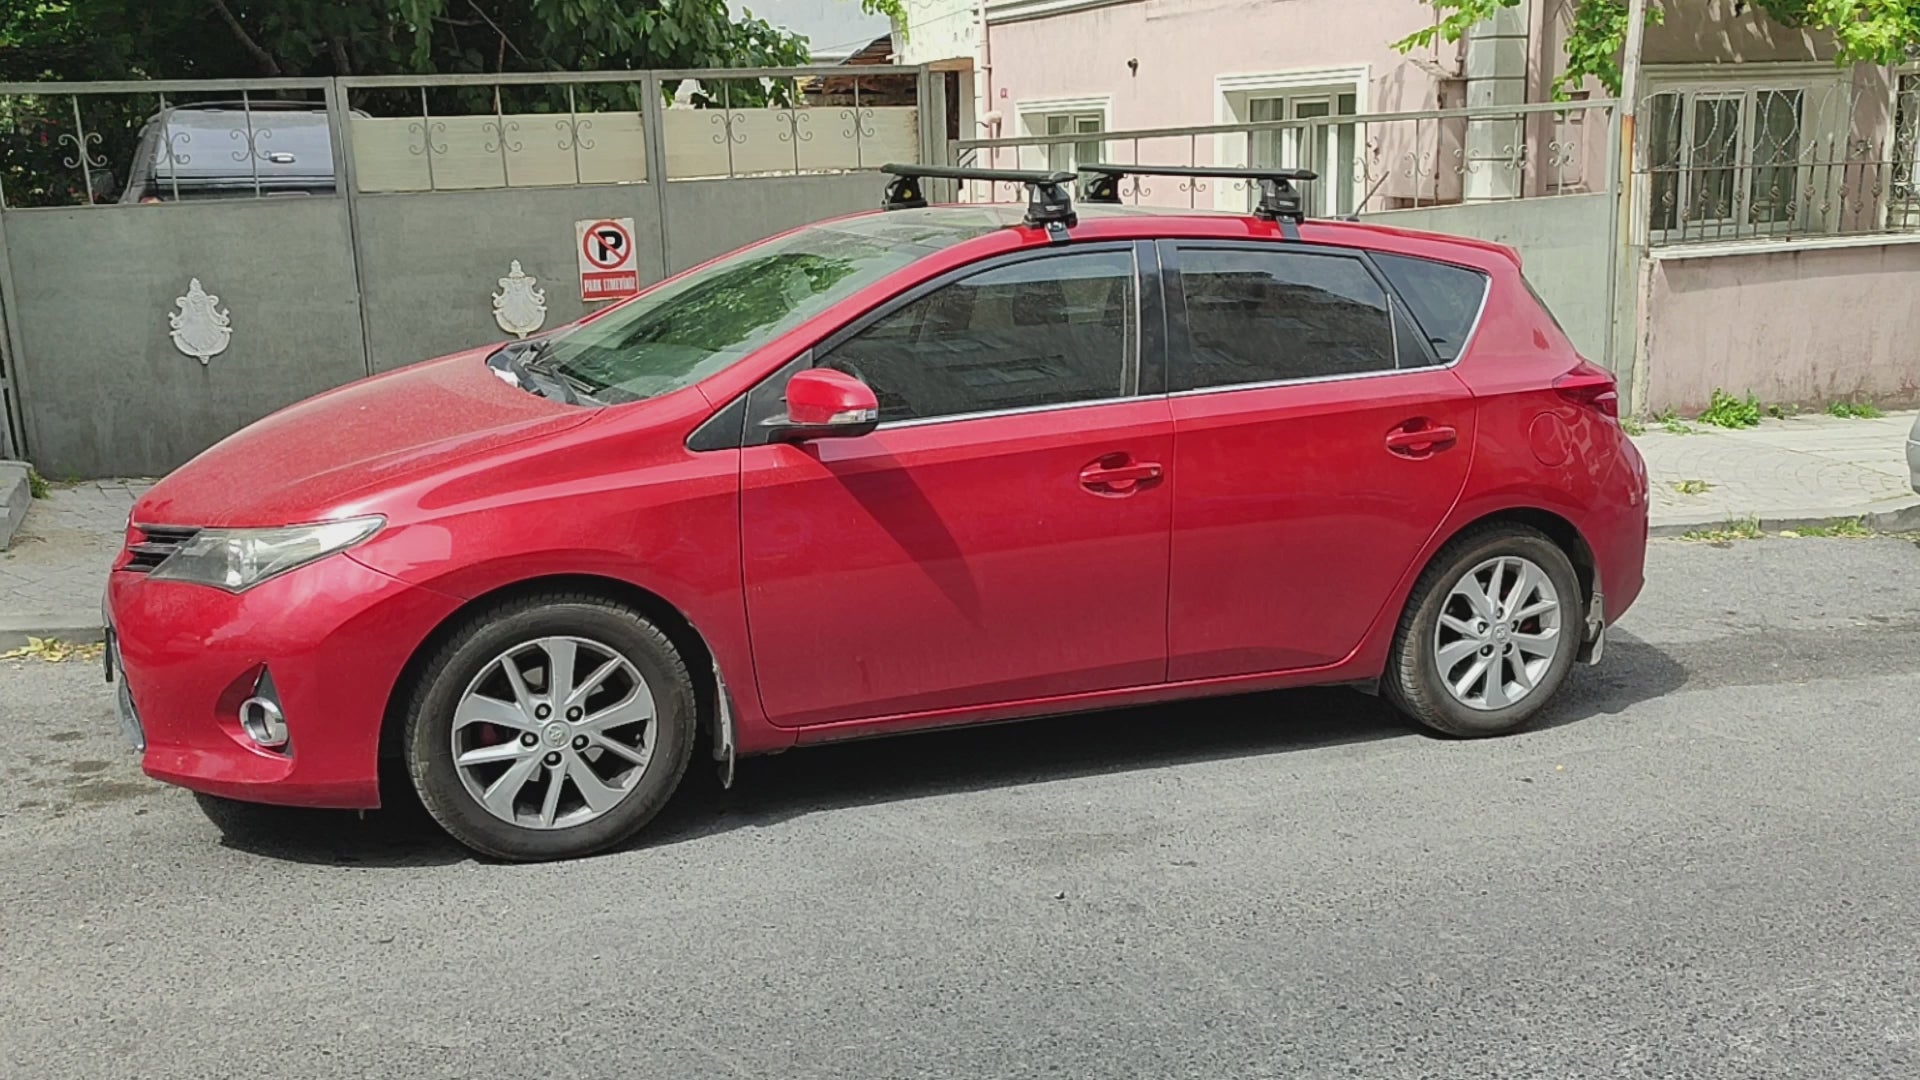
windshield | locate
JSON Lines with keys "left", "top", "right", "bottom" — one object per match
{"left": 533, "top": 210, "right": 1004, "bottom": 404}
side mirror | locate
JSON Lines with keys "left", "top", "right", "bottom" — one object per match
{"left": 762, "top": 367, "right": 880, "bottom": 443}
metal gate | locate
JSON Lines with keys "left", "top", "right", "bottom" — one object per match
{"left": 0, "top": 65, "right": 942, "bottom": 476}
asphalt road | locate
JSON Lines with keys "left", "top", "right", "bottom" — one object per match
{"left": 2, "top": 537, "right": 1917, "bottom": 1079}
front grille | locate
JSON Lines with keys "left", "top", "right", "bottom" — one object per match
{"left": 124, "top": 525, "right": 202, "bottom": 572}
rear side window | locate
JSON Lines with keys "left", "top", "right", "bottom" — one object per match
{"left": 1172, "top": 247, "right": 1395, "bottom": 391}
{"left": 1372, "top": 253, "right": 1490, "bottom": 362}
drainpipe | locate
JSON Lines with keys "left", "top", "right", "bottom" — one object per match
{"left": 1463, "top": 0, "right": 1530, "bottom": 201}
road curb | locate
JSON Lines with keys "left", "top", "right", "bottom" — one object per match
{"left": 1648, "top": 496, "right": 1920, "bottom": 539}
{"left": 0, "top": 612, "right": 105, "bottom": 651}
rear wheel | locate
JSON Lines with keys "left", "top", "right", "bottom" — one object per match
{"left": 404, "top": 593, "right": 695, "bottom": 861}
{"left": 1384, "top": 525, "right": 1582, "bottom": 737}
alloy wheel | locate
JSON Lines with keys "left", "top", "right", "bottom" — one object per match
{"left": 451, "top": 636, "right": 657, "bottom": 829}
{"left": 1432, "top": 555, "right": 1563, "bottom": 712}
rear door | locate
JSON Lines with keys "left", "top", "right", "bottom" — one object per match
{"left": 740, "top": 243, "right": 1174, "bottom": 727}
{"left": 1160, "top": 240, "right": 1481, "bottom": 680}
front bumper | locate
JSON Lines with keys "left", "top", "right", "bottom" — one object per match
{"left": 106, "top": 553, "right": 462, "bottom": 808}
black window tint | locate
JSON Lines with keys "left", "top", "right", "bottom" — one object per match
{"left": 823, "top": 250, "right": 1135, "bottom": 423}
{"left": 1174, "top": 248, "right": 1394, "bottom": 391}
{"left": 1372, "top": 252, "right": 1489, "bottom": 362}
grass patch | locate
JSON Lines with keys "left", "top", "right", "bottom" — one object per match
{"left": 1697, "top": 389, "right": 1762, "bottom": 429}
{"left": 1620, "top": 416, "right": 1646, "bottom": 436}
{"left": 26, "top": 466, "right": 49, "bottom": 499}
{"left": 1825, "top": 400, "right": 1883, "bottom": 419}
{"left": 1656, "top": 409, "right": 1695, "bottom": 435}
{"left": 1680, "top": 515, "right": 1764, "bottom": 543}
{"left": 1781, "top": 517, "right": 1873, "bottom": 538}
{"left": 1766, "top": 403, "right": 1798, "bottom": 420}
{"left": 1670, "top": 479, "right": 1713, "bottom": 495}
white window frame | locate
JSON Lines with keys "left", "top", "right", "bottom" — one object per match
{"left": 1014, "top": 95, "right": 1112, "bottom": 174}
{"left": 1214, "top": 67, "right": 1369, "bottom": 216}
{"left": 1637, "top": 63, "right": 1852, "bottom": 245}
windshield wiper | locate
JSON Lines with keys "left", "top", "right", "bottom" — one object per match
{"left": 488, "top": 339, "right": 598, "bottom": 406}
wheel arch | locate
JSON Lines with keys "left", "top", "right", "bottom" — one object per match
{"left": 377, "top": 573, "right": 721, "bottom": 770}
{"left": 1352, "top": 503, "right": 1600, "bottom": 683}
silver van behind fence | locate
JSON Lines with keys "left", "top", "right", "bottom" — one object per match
{"left": 120, "top": 101, "right": 336, "bottom": 203}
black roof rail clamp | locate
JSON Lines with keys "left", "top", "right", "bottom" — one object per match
{"left": 881, "top": 163, "right": 1080, "bottom": 241}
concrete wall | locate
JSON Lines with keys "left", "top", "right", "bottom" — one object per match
{"left": 1362, "top": 192, "right": 1613, "bottom": 363}
{"left": 5, "top": 169, "right": 897, "bottom": 474}
{"left": 5, "top": 200, "right": 365, "bottom": 478}
{"left": 660, "top": 172, "right": 882, "bottom": 271}
{"left": 1642, "top": 241, "right": 1920, "bottom": 414}
{"left": 355, "top": 184, "right": 663, "bottom": 374}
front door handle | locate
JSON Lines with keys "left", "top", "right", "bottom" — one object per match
{"left": 1080, "top": 456, "right": 1164, "bottom": 494}
{"left": 1385, "top": 421, "right": 1458, "bottom": 456}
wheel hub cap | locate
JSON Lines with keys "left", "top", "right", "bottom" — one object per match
{"left": 1432, "top": 554, "right": 1563, "bottom": 712}
{"left": 450, "top": 635, "right": 658, "bottom": 830}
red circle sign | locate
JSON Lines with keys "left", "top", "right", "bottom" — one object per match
{"left": 581, "top": 220, "right": 632, "bottom": 269}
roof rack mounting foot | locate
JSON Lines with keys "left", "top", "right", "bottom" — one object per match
{"left": 881, "top": 163, "right": 1081, "bottom": 233}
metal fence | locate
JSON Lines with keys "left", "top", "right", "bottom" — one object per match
{"left": 950, "top": 99, "right": 1614, "bottom": 217}
{"left": 1634, "top": 72, "right": 1920, "bottom": 246}
{"left": 0, "top": 66, "right": 939, "bottom": 473}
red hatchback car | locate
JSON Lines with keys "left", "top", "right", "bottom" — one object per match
{"left": 106, "top": 165, "right": 1647, "bottom": 861}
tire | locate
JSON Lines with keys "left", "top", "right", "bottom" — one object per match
{"left": 1383, "top": 524, "right": 1583, "bottom": 738}
{"left": 404, "top": 592, "right": 696, "bottom": 861}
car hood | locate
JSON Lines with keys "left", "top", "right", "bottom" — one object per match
{"left": 135, "top": 347, "right": 594, "bottom": 528}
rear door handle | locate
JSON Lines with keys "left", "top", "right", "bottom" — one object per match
{"left": 1080, "top": 458, "right": 1164, "bottom": 494}
{"left": 1385, "top": 423, "right": 1458, "bottom": 455}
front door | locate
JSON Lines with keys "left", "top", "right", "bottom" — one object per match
{"left": 741, "top": 246, "right": 1173, "bottom": 728}
{"left": 1161, "top": 241, "right": 1476, "bottom": 680}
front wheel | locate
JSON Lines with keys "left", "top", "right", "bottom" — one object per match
{"left": 1383, "top": 525, "right": 1583, "bottom": 738}
{"left": 404, "top": 594, "right": 696, "bottom": 861}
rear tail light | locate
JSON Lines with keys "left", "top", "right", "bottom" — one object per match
{"left": 1554, "top": 361, "right": 1619, "bottom": 420}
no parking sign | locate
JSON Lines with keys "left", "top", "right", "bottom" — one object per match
{"left": 575, "top": 217, "right": 641, "bottom": 301}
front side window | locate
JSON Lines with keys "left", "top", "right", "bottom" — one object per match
{"left": 535, "top": 212, "right": 1001, "bottom": 403}
{"left": 821, "top": 249, "right": 1137, "bottom": 424}
{"left": 1172, "top": 247, "right": 1395, "bottom": 391}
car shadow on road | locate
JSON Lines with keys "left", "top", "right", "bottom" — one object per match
{"left": 201, "top": 629, "right": 1686, "bottom": 867}
{"left": 641, "top": 627, "right": 1690, "bottom": 851}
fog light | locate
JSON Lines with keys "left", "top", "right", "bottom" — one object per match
{"left": 239, "top": 669, "right": 289, "bottom": 750}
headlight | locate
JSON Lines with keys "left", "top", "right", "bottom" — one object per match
{"left": 148, "top": 516, "right": 385, "bottom": 592}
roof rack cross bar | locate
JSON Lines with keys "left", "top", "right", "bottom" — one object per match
{"left": 1077, "top": 164, "right": 1318, "bottom": 224}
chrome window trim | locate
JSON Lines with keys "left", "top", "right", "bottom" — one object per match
{"left": 1165, "top": 352, "right": 1463, "bottom": 400}
{"left": 876, "top": 393, "right": 1144, "bottom": 431}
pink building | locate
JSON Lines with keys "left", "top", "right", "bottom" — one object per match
{"left": 898, "top": 0, "right": 1920, "bottom": 413}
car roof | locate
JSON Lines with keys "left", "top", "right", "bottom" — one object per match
{"left": 862, "top": 203, "right": 1522, "bottom": 271}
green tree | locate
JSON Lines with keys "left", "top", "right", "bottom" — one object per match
{"left": 1397, "top": 0, "right": 1920, "bottom": 97}
{"left": 1, "top": 0, "right": 906, "bottom": 205}
{"left": 1, "top": 1, "right": 905, "bottom": 82}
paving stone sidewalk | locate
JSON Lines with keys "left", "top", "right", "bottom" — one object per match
{"left": 1637, "top": 409, "right": 1920, "bottom": 536}
{"left": 1, "top": 411, "right": 1915, "bottom": 643}
{"left": 1, "top": 480, "right": 148, "bottom": 645}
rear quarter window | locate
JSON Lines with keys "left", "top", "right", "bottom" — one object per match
{"left": 1371, "top": 253, "right": 1490, "bottom": 362}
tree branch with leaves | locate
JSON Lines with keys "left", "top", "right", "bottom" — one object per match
{"left": 1396, "top": 0, "right": 1920, "bottom": 98}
